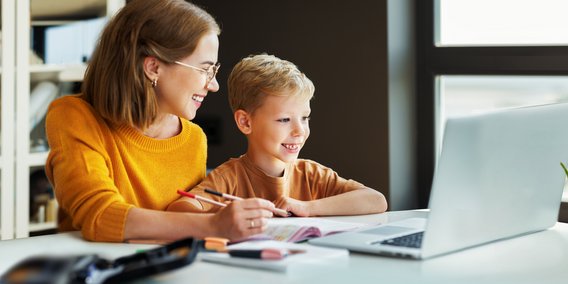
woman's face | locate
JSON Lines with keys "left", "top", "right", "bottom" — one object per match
{"left": 155, "top": 32, "right": 220, "bottom": 121}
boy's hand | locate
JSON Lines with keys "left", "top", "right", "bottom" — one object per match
{"left": 274, "top": 196, "right": 312, "bottom": 217}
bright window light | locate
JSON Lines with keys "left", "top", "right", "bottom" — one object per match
{"left": 439, "top": 0, "right": 568, "bottom": 46}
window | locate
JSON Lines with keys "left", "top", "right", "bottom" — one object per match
{"left": 439, "top": 75, "right": 568, "bottom": 149}
{"left": 439, "top": 0, "right": 568, "bottom": 46}
{"left": 417, "top": 0, "right": 568, "bottom": 206}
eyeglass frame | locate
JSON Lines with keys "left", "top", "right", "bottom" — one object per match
{"left": 174, "top": 60, "right": 221, "bottom": 86}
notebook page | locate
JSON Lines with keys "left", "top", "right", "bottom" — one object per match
{"left": 262, "top": 218, "right": 366, "bottom": 242}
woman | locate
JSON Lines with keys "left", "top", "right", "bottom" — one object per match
{"left": 45, "top": 0, "right": 275, "bottom": 242}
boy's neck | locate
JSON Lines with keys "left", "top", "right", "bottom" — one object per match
{"left": 244, "top": 152, "right": 288, "bottom": 177}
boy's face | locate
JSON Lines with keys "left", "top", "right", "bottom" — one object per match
{"left": 245, "top": 94, "right": 311, "bottom": 173}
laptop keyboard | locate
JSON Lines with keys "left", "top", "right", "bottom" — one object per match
{"left": 380, "top": 232, "right": 424, "bottom": 248}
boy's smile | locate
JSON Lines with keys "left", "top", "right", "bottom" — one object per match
{"left": 282, "top": 143, "right": 301, "bottom": 152}
{"left": 244, "top": 94, "right": 311, "bottom": 177}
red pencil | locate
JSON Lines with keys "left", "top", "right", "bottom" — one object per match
{"left": 177, "top": 190, "right": 227, "bottom": 208}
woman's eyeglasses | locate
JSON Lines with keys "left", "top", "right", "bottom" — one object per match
{"left": 174, "top": 61, "right": 220, "bottom": 86}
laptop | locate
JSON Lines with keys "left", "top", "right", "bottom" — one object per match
{"left": 309, "top": 103, "right": 568, "bottom": 259}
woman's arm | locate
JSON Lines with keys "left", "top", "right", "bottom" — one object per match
{"left": 275, "top": 187, "right": 387, "bottom": 217}
{"left": 46, "top": 98, "right": 275, "bottom": 242}
{"left": 125, "top": 198, "right": 276, "bottom": 241}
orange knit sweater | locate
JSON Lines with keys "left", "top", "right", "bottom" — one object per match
{"left": 45, "top": 96, "right": 207, "bottom": 242}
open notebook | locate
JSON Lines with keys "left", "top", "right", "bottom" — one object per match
{"left": 239, "top": 217, "right": 371, "bottom": 243}
{"left": 128, "top": 218, "right": 373, "bottom": 245}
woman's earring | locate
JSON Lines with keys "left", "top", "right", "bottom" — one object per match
{"left": 151, "top": 78, "right": 158, "bottom": 88}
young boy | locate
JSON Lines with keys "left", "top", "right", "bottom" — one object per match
{"left": 168, "top": 54, "right": 387, "bottom": 217}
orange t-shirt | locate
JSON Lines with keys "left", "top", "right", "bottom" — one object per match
{"left": 188, "top": 155, "right": 365, "bottom": 212}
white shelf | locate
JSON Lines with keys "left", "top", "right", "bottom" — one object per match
{"left": 59, "top": 64, "right": 88, "bottom": 82}
{"left": 31, "top": 20, "right": 81, "bottom": 27}
{"left": 28, "top": 152, "right": 49, "bottom": 168}
{"left": 28, "top": 221, "right": 56, "bottom": 232}
{"left": 1, "top": 0, "right": 17, "bottom": 240}
{"left": 31, "top": 0, "right": 106, "bottom": 20}
{"left": 7, "top": 0, "right": 126, "bottom": 240}
{"left": 30, "top": 64, "right": 87, "bottom": 82}
{"left": 30, "top": 64, "right": 76, "bottom": 72}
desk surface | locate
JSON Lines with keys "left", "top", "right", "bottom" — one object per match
{"left": 1, "top": 210, "right": 567, "bottom": 284}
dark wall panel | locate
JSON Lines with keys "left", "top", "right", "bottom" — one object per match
{"left": 192, "top": 0, "right": 390, "bottom": 198}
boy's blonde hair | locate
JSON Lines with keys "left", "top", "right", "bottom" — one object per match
{"left": 228, "top": 54, "right": 315, "bottom": 113}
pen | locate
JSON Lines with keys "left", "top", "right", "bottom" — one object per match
{"left": 204, "top": 188, "right": 291, "bottom": 217}
{"left": 177, "top": 189, "right": 227, "bottom": 207}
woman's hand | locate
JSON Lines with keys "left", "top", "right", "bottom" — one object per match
{"left": 210, "top": 198, "right": 275, "bottom": 240}
{"left": 274, "top": 196, "right": 312, "bottom": 217}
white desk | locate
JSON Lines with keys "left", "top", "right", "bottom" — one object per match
{"left": 1, "top": 210, "right": 567, "bottom": 284}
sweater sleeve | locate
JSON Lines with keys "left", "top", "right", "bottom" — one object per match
{"left": 45, "top": 97, "right": 133, "bottom": 242}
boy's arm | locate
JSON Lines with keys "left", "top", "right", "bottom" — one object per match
{"left": 166, "top": 196, "right": 204, "bottom": 212}
{"left": 276, "top": 187, "right": 387, "bottom": 216}
{"left": 306, "top": 187, "right": 387, "bottom": 216}
{"left": 276, "top": 161, "right": 388, "bottom": 216}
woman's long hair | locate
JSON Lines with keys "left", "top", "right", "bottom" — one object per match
{"left": 81, "top": 0, "right": 220, "bottom": 129}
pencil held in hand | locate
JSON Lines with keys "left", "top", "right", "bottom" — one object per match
{"left": 177, "top": 190, "right": 227, "bottom": 208}
{"left": 205, "top": 188, "right": 243, "bottom": 201}
{"left": 272, "top": 207, "right": 292, "bottom": 217}
{"left": 204, "top": 188, "right": 291, "bottom": 217}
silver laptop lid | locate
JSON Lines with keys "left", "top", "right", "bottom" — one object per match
{"left": 422, "top": 103, "right": 567, "bottom": 258}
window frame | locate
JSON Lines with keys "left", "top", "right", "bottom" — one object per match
{"left": 416, "top": 0, "right": 568, "bottom": 214}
